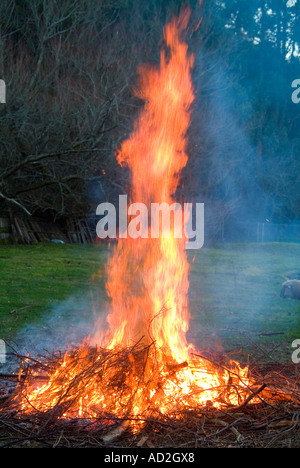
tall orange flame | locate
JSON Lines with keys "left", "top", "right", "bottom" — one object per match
{"left": 97, "top": 8, "right": 195, "bottom": 364}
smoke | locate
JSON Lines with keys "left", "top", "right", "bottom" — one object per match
{"left": 8, "top": 291, "right": 109, "bottom": 363}
{"left": 180, "top": 44, "right": 299, "bottom": 357}
{"left": 185, "top": 50, "right": 270, "bottom": 244}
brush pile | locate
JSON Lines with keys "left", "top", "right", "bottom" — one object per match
{"left": 1, "top": 342, "right": 300, "bottom": 448}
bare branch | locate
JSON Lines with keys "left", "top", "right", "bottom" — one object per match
{"left": 0, "top": 191, "right": 32, "bottom": 216}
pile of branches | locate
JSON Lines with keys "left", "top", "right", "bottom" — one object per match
{"left": 1, "top": 342, "right": 300, "bottom": 448}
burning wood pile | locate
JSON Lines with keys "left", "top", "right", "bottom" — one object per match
{"left": 1, "top": 6, "right": 300, "bottom": 449}
{"left": 1, "top": 344, "right": 300, "bottom": 448}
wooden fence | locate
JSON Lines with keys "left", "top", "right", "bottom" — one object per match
{"left": 0, "top": 217, "right": 95, "bottom": 245}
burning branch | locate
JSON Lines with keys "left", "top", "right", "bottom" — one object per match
{"left": 1, "top": 345, "right": 300, "bottom": 448}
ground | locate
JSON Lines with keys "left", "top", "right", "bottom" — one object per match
{"left": 0, "top": 243, "right": 108, "bottom": 340}
{"left": 0, "top": 242, "right": 299, "bottom": 363}
{"left": 1, "top": 241, "right": 300, "bottom": 448}
{"left": 187, "top": 243, "right": 300, "bottom": 364}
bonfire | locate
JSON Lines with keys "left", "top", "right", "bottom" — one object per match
{"left": 1, "top": 7, "right": 300, "bottom": 449}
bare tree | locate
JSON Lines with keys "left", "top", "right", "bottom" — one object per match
{"left": 0, "top": 0, "right": 165, "bottom": 219}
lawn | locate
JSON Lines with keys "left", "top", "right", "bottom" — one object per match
{"left": 187, "top": 242, "right": 300, "bottom": 363}
{"left": 0, "top": 242, "right": 299, "bottom": 363}
{"left": 0, "top": 243, "right": 108, "bottom": 340}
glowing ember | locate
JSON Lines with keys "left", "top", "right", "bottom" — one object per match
{"left": 15, "top": 8, "right": 261, "bottom": 426}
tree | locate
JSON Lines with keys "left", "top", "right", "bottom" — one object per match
{"left": 0, "top": 0, "right": 299, "bottom": 235}
{"left": 179, "top": 0, "right": 300, "bottom": 237}
{"left": 0, "top": 0, "right": 166, "bottom": 219}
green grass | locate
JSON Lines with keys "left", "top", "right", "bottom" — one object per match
{"left": 0, "top": 243, "right": 108, "bottom": 338}
{"left": 187, "top": 243, "right": 300, "bottom": 362}
{"left": 0, "top": 242, "right": 300, "bottom": 363}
